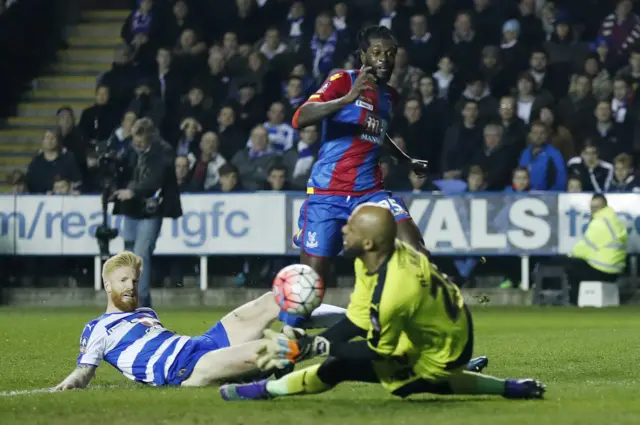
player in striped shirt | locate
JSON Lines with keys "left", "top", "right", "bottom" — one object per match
{"left": 54, "top": 251, "right": 345, "bottom": 390}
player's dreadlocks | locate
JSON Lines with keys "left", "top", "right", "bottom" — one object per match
{"left": 356, "top": 25, "right": 396, "bottom": 55}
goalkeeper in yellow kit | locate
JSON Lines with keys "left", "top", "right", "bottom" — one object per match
{"left": 220, "top": 204, "right": 545, "bottom": 401}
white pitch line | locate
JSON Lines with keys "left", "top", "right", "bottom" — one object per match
{"left": 0, "top": 384, "right": 119, "bottom": 397}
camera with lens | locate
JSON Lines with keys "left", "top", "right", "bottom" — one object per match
{"left": 93, "top": 142, "right": 127, "bottom": 259}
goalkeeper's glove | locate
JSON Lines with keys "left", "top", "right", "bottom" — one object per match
{"left": 255, "top": 326, "right": 330, "bottom": 371}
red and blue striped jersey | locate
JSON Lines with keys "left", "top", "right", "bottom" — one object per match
{"left": 292, "top": 69, "right": 398, "bottom": 196}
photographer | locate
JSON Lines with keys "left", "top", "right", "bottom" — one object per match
{"left": 112, "top": 118, "right": 182, "bottom": 307}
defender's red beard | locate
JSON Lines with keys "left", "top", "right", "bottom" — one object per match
{"left": 111, "top": 289, "right": 138, "bottom": 312}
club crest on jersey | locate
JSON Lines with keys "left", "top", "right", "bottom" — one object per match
{"left": 305, "top": 231, "right": 319, "bottom": 249}
{"left": 355, "top": 99, "right": 374, "bottom": 111}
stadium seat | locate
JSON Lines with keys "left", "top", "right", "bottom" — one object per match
{"left": 577, "top": 281, "right": 620, "bottom": 308}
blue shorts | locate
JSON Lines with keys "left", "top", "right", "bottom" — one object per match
{"left": 166, "top": 321, "right": 231, "bottom": 386}
{"left": 293, "top": 191, "right": 410, "bottom": 257}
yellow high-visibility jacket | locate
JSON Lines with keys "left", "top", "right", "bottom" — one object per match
{"left": 571, "top": 206, "right": 628, "bottom": 274}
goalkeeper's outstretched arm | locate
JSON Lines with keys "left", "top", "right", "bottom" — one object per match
{"left": 54, "top": 365, "right": 96, "bottom": 391}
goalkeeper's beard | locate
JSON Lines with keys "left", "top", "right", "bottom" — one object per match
{"left": 343, "top": 244, "right": 364, "bottom": 259}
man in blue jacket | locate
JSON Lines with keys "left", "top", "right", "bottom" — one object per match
{"left": 518, "top": 121, "right": 567, "bottom": 191}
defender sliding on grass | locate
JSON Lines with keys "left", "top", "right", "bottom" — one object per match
{"left": 54, "top": 252, "right": 346, "bottom": 390}
{"left": 221, "top": 205, "right": 546, "bottom": 401}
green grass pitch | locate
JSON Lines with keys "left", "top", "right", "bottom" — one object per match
{"left": 1, "top": 306, "right": 640, "bottom": 425}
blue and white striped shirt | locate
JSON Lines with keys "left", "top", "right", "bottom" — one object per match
{"left": 77, "top": 308, "right": 190, "bottom": 386}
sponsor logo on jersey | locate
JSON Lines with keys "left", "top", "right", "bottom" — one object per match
{"left": 305, "top": 231, "right": 319, "bottom": 248}
{"left": 355, "top": 99, "right": 374, "bottom": 111}
{"left": 318, "top": 82, "right": 331, "bottom": 93}
{"left": 359, "top": 115, "right": 388, "bottom": 144}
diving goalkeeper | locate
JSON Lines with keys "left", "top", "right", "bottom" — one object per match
{"left": 220, "top": 204, "right": 546, "bottom": 400}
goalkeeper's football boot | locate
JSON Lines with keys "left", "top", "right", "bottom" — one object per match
{"left": 466, "top": 356, "right": 489, "bottom": 373}
{"left": 220, "top": 379, "right": 271, "bottom": 401}
{"left": 503, "top": 379, "right": 546, "bottom": 399}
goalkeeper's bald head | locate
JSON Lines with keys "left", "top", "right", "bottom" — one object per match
{"left": 343, "top": 203, "right": 397, "bottom": 257}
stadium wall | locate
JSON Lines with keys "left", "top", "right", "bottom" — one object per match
{"left": 2, "top": 192, "right": 640, "bottom": 256}
{"left": 0, "top": 287, "right": 530, "bottom": 307}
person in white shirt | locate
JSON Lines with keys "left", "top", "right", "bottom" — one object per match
{"left": 54, "top": 251, "right": 345, "bottom": 390}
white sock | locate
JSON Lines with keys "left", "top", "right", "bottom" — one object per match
{"left": 304, "top": 303, "right": 346, "bottom": 329}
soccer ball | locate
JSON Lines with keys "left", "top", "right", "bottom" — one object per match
{"left": 273, "top": 264, "right": 325, "bottom": 316}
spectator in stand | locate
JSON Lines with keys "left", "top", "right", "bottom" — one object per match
{"left": 332, "top": 2, "right": 355, "bottom": 42}
{"left": 567, "top": 176, "right": 583, "bottom": 193}
{"left": 587, "top": 100, "right": 632, "bottom": 163}
{"left": 378, "top": 0, "right": 408, "bottom": 44}
{"left": 609, "top": 153, "right": 640, "bottom": 192}
{"left": 472, "top": 0, "right": 503, "bottom": 48}
{"left": 455, "top": 74, "right": 499, "bottom": 125}
{"left": 506, "top": 167, "right": 531, "bottom": 192}
{"left": 232, "top": 125, "right": 277, "bottom": 190}
{"left": 499, "top": 95, "right": 528, "bottom": 152}
{"left": 500, "top": 19, "right": 528, "bottom": 82}
{"left": 479, "top": 45, "right": 509, "bottom": 99}
{"left": 583, "top": 52, "right": 613, "bottom": 101}
{"left": 283, "top": 76, "right": 305, "bottom": 120}
{"left": 202, "top": 47, "right": 230, "bottom": 108}
{"left": 282, "top": 124, "right": 318, "bottom": 191}
{"left": 441, "top": 100, "right": 483, "bottom": 178}
{"left": 175, "top": 118, "right": 202, "bottom": 157}
{"left": 128, "top": 79, "right": 165, "bottom": 128}
{"left": 107, "top": 110, "right": 137, "bottom": 155}
{"left": 56, "top": 106, "right": 86, "bottom": 176}
{"left": 235, "top": 80, "right": 264, "bottom": 132}
{"left": 538, "top": 106, "right": 575, "bottom": 161}
{"left": 449, "top": 11, "right": 479, "bottom": 74}
{"left": 179, "top": 85, "right": 214, "bottom": 131}
{"left": 417, "top": 75, "right": 450, "bottom": 149}
{"left": 154, "top": 48, "right": 184, "bottom": 138}
{"left": 216, "top": 104, "right": 246, "bottom": 160}
{"left": 165, "top": 0, "right": 202, "bottom": 48}
{"left": 390, "top": 46, "right": 422, "bottom": 95}
{"left": 300, "top": 12, "right": 347, "bottom": 86}
{"left": 121, "top": 0, "right": 162, "bottom": 74}
{"left": 396, "top": 97, "right": 438, "bottom": 167}
{"left": 259, "top": 27, "right": 289, "bottom": 61}
{"left": 98, "top": 45, "right": 137, "bottom": 117}
{"left": 558, "top": 74, "right": 597, "bottom": 141}
{"left": 567, "top": 141, "right": 614, "bottom": 193}
{"left": 264, "top": 163, "right": 289, "bottom": 191}
{"left": 211, "top": 163, "right": 242, "bottom": 192}
{"left": 616, "top": 49, "right": 640, "bottom": 99}
{"left": 51, "top": 175, "right": 72, "bottom": 196}
{"left": 432, "top": 55, "right": 461, "bottom": 103}
{"left": 78, "top": 85, "right": 118, "bottom": 143}
{"left": 610, "top": 76, "right": 637, "bottom": 137}
{"left": 175, "top": 155, "right": 199, "bottom": 193}
{"left": 518, "top": 121, "right": 567, "bottom": 191}
{"left": 515, "top": 72, "right": 553, "bottom": 125}
{"left": 528, "top": 48, "right": 570, "bottom": 100}
{"left": 466, "top": 165, "right": 486, "bottom": 192}
{"left": 284, "top": 1, "right": 307, "bottom": 51}
{"left": 599, "top": 0, "right": 640, "bottom": 67}
{"left": 424, "top": 0, "right": 453, "bottom": 42}
{"left": 515, "top": 0, "right": 544, "bottom": 49}
{"left": 539, "top": 0, "right": 557, "bottom": 43}
{"left": 235, "top": 51, "right": 268, "bottom": 98}
{"left": 545, "top": 13, "right": 589, "bottom": 67}
{"left": 27, "top": 130, "right": 81, "bottom": 194}
{"left": 471, "top": 123, "right": 517, "bottom": 190}
{"left": 407, "top": 13, "right": 440, "bottom": 73}
{"left": 10, "top": 170, "right": 27, "bottom": 194}
{"left": 256, "top": 101, "right": 297, "bottom": 153}
{"left": 189, "top": 131, "right": 227, "bottom": 192}
{"left": 172, "top": 28, "right": 207, "bottom": 83}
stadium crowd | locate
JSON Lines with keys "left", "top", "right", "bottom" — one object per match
{"left": 9, "top": 0, "right": 640, "bottom": 196}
